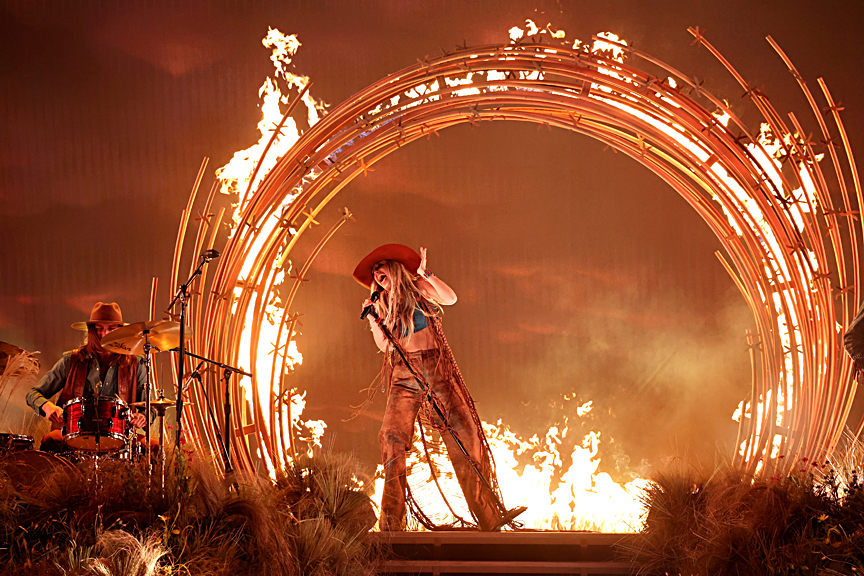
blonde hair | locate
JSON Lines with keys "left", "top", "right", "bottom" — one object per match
{"left": 371, "top": 260, "right": 439, "bottom": 338}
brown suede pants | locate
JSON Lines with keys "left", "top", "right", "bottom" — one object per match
{"left": 379, "top": 349, "right": 502, "bottom": 531}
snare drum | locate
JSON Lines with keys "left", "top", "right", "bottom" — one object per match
{"left": 62, "top": 397, "right": 130, "bottom": 452}
{"left": 0, "top": 433, "right": 34, "bottom": 452}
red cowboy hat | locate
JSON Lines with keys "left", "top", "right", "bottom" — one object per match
{"left": 353, "top": 244, "right": 421, "bottom": 289}
{"left": 71, "top": 302, "right": 127, "bottom": 331}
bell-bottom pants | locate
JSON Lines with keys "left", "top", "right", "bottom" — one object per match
{"left": 378, "top": 349, "right": 501, "bottom": 531}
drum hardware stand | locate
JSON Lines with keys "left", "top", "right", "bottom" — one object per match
{"left": 151, "top": 390, "right": 173, "bottom": 490}
{"left": 174, "top": 349, "right": 252, "bottom": 476}
{"left": 363, "top": 307, "right": 526, "bottom": 529}
{"left": 167, "top": 249, "right": 219, "bottom": 454}
{"left": 93, "top": 374, "right": 105, "bottom": 453}
{"left": 140, "top": 329, "right": 156, "bottom": 479}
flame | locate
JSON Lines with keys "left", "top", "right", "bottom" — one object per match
{"left": 509, "top": 19, "right": 567, "bottom": 43}
{"left": 370, "top": 399, "right": 647, "bottom": 532}
{"left": 216, "top": 28, "right": 326, "bottom": 232}
{"left": 216, "top": 29, "right": 325, "bottom": 471}
{"left": 487, "top": 418, "right": 647, "bottom": 532}
{"left": 592, "top": 32, "right": 627, "bottom": 61}
{"left": 567, "top": 34, "right": 817, "bottom": 461}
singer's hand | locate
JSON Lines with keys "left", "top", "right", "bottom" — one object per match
{"left": 417, "top": 247, "right": 427, "bottom": 275}
{"left": 362, "top": 299, "right": 374, "bottom": 319}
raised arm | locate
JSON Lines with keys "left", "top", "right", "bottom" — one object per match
{"left": 415, "top": 247, "right": 457, "bottom": 305}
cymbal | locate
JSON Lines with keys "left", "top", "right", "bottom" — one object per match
{"left": 101, "top": 321, "right": 193, "bottom": 355}
{"left": 129, "top": 398, "right": 187, "bottom": 408}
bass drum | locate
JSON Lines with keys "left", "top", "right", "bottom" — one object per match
{"left": 0, "top": 450, "right": 78, "bottom": 493}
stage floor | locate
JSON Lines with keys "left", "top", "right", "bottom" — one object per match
{"left": 378, "top": 530, "right": 639, "bottom": 575}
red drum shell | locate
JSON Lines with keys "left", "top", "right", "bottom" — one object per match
{"left": 62, "top": 397, "right": 129, "bottom": 452}
{"left": 0, "top": 433, "right": 34, "bottom": 452}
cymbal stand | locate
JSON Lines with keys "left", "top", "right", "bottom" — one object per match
{"left": 152, "top": 388, "right": 171, "bottom": 490}
{"left": 141, "top": 329, "right": 155, "bottom": 479}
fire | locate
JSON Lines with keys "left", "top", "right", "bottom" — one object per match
{"left": 370, "top": 399, "right": 648, "bottom": 532}
{"left": 724, "top": 123, "right": 821, "bottom": 466}
{"left": 486, "top": 416, "right": 648, "bottom": 532}
{"left": 515, "top": 18, "right": 819, "bottom": 466}
{"left": 592, "top": 32, "right": 627, "bottom": 60}
{"left": 216, "top": 28, "right": 326, "bottom": 232}
{"left": 215, "top": 29, "right": 326, "bottom": 471}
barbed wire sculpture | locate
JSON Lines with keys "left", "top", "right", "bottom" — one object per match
{"left": 168, "top": 28, "right": 862, "bottom": 478}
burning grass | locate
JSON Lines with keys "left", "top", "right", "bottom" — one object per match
{"left": 0, "top": 448, "right": 380, "bottom": 576}
{"left": 623, "top": 437, "right": 864, "bottom": 575}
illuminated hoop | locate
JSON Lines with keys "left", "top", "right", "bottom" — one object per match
{"left": 171, "top": 30, "right": 863, "bottom": 476}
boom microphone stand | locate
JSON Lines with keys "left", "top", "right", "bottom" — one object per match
{"left": 167, "top": 249, "right": 219, "bottom": 452}
{"left": 362, "top": 305, "right": 526, "bottom": 527}
{"left": 175, "top": 349, "right": 252, "bottom": 475}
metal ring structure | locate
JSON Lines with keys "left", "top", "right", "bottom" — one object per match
{"left": 170, "top": 30, "right": 863, "bottom": 477}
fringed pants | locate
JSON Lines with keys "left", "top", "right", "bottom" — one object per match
{"left": 378, "top": 349, "right": 502, "bottom": 531}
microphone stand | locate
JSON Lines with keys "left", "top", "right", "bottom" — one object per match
{"left": 365, "top": 308, "right": 523, "bottom": 524}
{"left": 174, "top": 349, "right": 252, "bottom": 475}
{"left": 167, "top": 252, "right": 217, "bottom": 453}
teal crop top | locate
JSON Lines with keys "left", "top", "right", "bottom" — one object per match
{"left": 398, "top": 305, "right": 430, "bottom": 337}
{"left": 412, "top": 306, "right": 428, "bottom": 332}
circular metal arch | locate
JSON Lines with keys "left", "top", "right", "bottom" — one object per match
{"left": 171, "top": 31, "right": 863, "bottom": 477}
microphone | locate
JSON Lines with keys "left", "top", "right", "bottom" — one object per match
{"left": 182, "top": 361, "right": 205, "bottom": 392}
{"left": 360, "top": 288, "right": 381, "bottom": 320}
{"left": 200, "top": 249, "right": 221, "bottom": 262}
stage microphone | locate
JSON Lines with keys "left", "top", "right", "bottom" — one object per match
{"left": 360, "top": 288, "right": 381, "bottom": 320}
{"left": 182, "top": 361, "right": 205, "bottom": 392}
{"left": 200, "top": 249, "right": 221, "bottom": 262}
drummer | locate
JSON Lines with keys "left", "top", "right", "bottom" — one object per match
{"left": 26, "top": 302, "right": 151, "bottom": 452}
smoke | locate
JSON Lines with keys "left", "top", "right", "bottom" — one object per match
{"left": 477, "top": 267, "right": 752, "bottom": 480}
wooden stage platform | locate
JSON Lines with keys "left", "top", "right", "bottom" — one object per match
{"left": 378, "top": 531, "right": 640, "bottom": 576}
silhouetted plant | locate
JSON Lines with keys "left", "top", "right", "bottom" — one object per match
{"left": 624, "top": 436, "right": 864, "bottom": 575}
{"left": 0, "top": 446, "right": 380, "bottom": 576}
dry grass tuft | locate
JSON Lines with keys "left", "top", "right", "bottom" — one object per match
{"left": 0, "top": 447, "right": 381, "bottom": 576}
{"left": 87, "top": 529, "right": 167, "bottom": 576}
{"left": 624, "top": 439, "right": 864, "bottom": 575}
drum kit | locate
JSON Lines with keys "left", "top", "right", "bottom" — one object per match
{"left": 1, "top": 251, "right": 248, "bottom": 490}
{"left": 0, "top": 320, "right": 192, "bottom": 491}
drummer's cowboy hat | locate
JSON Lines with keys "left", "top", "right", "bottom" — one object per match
{"left": 71, "top": 302, "right": 127, "bottom": 330}
{"left": 353, "top": 244, "right": 421, "bottom": 289}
